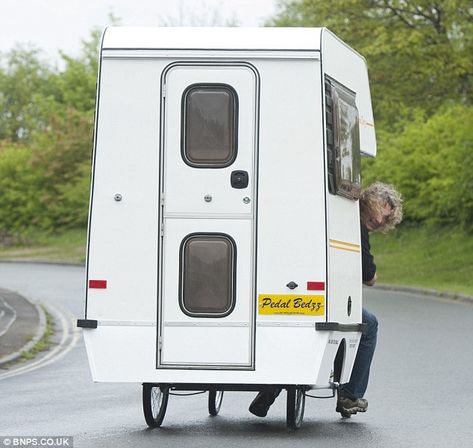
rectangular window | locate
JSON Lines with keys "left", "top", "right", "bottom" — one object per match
{"left": 325, "top": 77, "right": 361, "bottom": 200}
{"left": 182, "top": 84, "right": 238, "bottom": 168}
{"left": 179, "top": 233, "right": 236, "bottom": 317}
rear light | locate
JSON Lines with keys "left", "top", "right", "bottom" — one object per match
{"left": 89, "top": 280, "right": 107, "bottom": 289}
{"left": 307, "top": 281, "right": 325, "bottom": 291}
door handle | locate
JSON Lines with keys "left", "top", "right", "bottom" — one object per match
{"left": 231, "top": 170, "right": 249, "bottom": 189}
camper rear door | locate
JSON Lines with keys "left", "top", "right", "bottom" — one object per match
{"left": 158, "top": 64, "right": 258, "bottom": 369}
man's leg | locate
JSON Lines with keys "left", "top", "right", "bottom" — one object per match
{"left": 337, "top": 308, "right": 378, "bottom": 415}
{"left": 249, "top": 388, "right": 281, "bottom": 417}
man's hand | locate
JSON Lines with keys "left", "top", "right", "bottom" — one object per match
{"left": 363, "top": 272, "right": 377, "bottom": 286}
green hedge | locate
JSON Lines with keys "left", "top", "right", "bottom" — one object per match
{"left": 364, "top": 104, "right": 473, "bottom": 229}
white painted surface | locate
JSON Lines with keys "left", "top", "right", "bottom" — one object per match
{"left": 84, "top": 28, "right": 376, "bottom": 384}
{"left": 87, "top": 58, "right": 165, "bottom": 322}
{"left": 103, "top": 26, "right": 323, "bottom": 51}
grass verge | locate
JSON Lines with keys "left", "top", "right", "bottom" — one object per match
{"left": 370, "top": 224, "right": 473, "bottom": 296}
{"left": 0, "top": 228, "right": 86, "bottom": 264}
{"left": 20, "top": 305, "right": 55, "bottom": 361}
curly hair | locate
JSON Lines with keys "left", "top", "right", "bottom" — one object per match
{"left": 360, "top": 182, "right": 403, "bottom": 232}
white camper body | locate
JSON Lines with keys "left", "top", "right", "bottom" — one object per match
{"left": 79, "top": 27, "right": 376, "bottom": 428}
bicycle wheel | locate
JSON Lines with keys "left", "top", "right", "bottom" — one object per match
{"left": 142, "top": 383, "right": 169, "bottom": 428}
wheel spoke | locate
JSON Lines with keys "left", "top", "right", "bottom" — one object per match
{"left": 151, "top": 387, "right": 163, "bottom": 418}
{"left": 295, "top": 389, "right": 305, "bottom": 425}
{"left": 216, "top": 391, "right": 223, "bottom": 410}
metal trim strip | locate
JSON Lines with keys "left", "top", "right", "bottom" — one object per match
{"left": 102, "top": 49, "right": 320, "bottom": 60}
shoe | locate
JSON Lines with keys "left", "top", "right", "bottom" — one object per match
{"left": 249, "top": 389, "right": 281, "bottom": 417}
{"left": 336, "top": 396, "right": 368, "bottom": 416}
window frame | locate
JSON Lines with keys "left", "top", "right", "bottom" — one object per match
{"left": 181, "top": 83, "right": 239, "bottom": 169}
{"left": 178, "top": 232, "right": 237, "bottom": 318}
{"left": 325, "top": 77, "right": 361, "bottom": 200}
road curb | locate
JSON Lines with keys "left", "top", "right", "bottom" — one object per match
{"left": 374, "top": 283, "right": 473, "bottom": 304}
{"left": 0, "top": 291, "right": 47, "bottom": 367}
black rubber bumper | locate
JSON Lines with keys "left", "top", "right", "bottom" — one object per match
{"left": 77, "top": 319, "right": 98, "bottom": 328}
{"left": 315, "top": 322, "right": 367, "bottom": 334}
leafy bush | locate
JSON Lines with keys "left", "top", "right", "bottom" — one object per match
{"left": 363, "top": 104, "right": 473, "bottom": 229}
{"left": 0, "top": 36, "right": 96, "bottom": 239}
{"left": 0, "top": 143, "right": 43, "bottom": 233}
{"left": 0, "top": 104, "right": 92, "bottom": 236}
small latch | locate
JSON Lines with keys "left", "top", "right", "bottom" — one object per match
{"left": 286, "top": 281, "right": 298, "bottom": 290}
{"left": 231, "top": 170, "right": 249, "bottom": 189}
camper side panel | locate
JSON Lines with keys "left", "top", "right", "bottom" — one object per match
{"left": 322, "top": 31, "right": 366, "bottom": 324}
{"left": 86, "top": 58, "right": 164, "bottom": 322}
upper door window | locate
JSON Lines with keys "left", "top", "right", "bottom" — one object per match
{"left": 182, "top": 84, "right": 238, "bottom": 168}
{"left": 325, "top": 77, "right": 361, "bottom": 200}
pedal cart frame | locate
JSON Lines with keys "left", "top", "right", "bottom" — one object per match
{"left": 78, "top": 26, "right": 376, "bottom": 429}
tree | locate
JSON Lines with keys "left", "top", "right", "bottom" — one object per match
{"left": 0, "top": 47, "right": 58, "bottom": 141}
{"left": 55, "top": 28, "right": 101, "bottom": 112}
{"left": 0, "top": 28, "right": 100, "bottom": 141}
{"left": 0, "top": 31, "right": 99, "bottom": 235}
{"left": 271, "top": 1, "right": 473, "bottom": 125}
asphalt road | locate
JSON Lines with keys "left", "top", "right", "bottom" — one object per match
{"left": 0, "top": 262, "right": 472, "bottom": 448}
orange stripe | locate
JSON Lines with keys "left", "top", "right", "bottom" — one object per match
{"left": 329, "top": 239, "right": 361, "bottom": 253}
{"left": 329, "top": 239, "right": 360, "bottom": 249}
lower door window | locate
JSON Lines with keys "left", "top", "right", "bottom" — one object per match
{"left": 179, "top": 233, "right": 236, "bottom": 317}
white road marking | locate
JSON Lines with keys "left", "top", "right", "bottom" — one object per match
{"left": 0, "top": 301, "right": 80, "bottom": 380}
{"left": 0, "top": 298, "right": 17, "bottom": 337}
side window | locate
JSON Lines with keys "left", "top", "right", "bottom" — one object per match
{"left": 179, "top": 233, "right": 236, "bottom": 318}
{"left": 181, "top": 83, "right": 238, "bottom": 168}
{"left": 325, "top": 77, "right": 361, "bottom": 199}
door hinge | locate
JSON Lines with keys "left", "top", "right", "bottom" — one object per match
{"left": 158, "top": 336, "right": 163, "bottom": 350}
{"left": 160, "top": 222, "right": 164, "bottom": 235}
{"left": 162, "top": 85, "right": 167, "bottom": 98}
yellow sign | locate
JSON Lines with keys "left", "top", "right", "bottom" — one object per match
{"left": 258, "top": 294, "right": 325, "bottom": 316}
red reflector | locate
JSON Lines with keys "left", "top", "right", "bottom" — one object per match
{"left": 307, "top": 281, "right": 325, "bottom": 291}
{"left": 89, "top": 280, "right": 107, "bottom": 289}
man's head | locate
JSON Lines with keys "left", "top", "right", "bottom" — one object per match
{"left": 360, "top": 182, "right": 403, "bottom": 232}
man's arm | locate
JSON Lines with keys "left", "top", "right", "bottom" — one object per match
{"left": 361, "top": 224, "right": 377, "bottom": 286}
